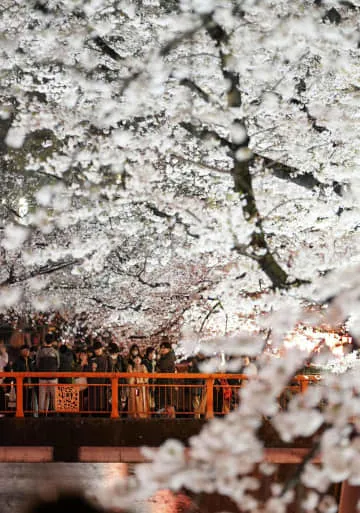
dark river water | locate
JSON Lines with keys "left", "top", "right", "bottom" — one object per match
{"left": 0, "top": 463, "right": 146, "bottom": 513}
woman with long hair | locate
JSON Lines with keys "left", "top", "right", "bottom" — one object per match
{"left": 127, "top": 344, "right": 140, "bottom": 368}
{"left": 127, "top": 354, "right": 149, "bottom": 419}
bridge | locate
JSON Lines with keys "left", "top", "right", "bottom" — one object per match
{"left": 0, "top": 371, "right": 357, "bottom": 513}
{"left": 0, "top": 370, "right": 319, "bottom": 462}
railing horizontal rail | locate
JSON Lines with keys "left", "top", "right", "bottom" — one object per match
{"left": 0, "top": 372, "right": 321, "bottom": 419}
{"left": 0, "top": 372, "right": 321, "bottom": 380}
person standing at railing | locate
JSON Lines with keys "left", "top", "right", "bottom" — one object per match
{"left": 0, "top": 341, "right": 9, "bottom": 415}
{"left": 142, "top": 346, "right": 156, "bottom": 373}
{"left": 188, "top": 354, "right": 206, "bottom": 419}
{"left": 142, "top": 346, "right": 156, "bottom": 411}
{"left": 88, "top": 340, "right": 110, "bottom": 415}
{"left": 36, "top": 333, "right": 60, "bottom": 415}
{"left": 241, "top": 356, "right": 258, "bottom": 377}
{"left": 1, "top": 361, "right": 15, "bottom": 411}
{"left": 108, "top": 342, "right": 127, "bottom": 416}
{"left": 13, "top": 344, "right": 37, "bottom": 415}
{"left": 58, "top": 342, "right": 74, "bottom": 384}
{"left": 0, "top": 341, "right": 9, "bottom": 375}
{"left": 127, "top": 354, "right": 149, "bottom": 418}
{"left": 29, "top": 345, "right": 39, "bottom": 416}
{"left": 156, "top": 340, "right": 176, "bottom": 414}
{"left": 214, "top": 376, "right": 232, "bottom": 415}
{"left": 108, "top": 343, "right": 126, "bottom": 373}
{"left": 127, "top": 344, "right": 141, "bottom": 369}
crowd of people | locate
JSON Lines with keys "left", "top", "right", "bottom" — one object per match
{"left": 0, "top": 333, "right": 258, "bottom": 418}
{"left": 0, "top": 334, "right": 180, "bottom": 417}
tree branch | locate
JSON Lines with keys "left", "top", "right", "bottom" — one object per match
{"left": 91, "top": 35, "right": 125, "bottom": 62}
{"left": 179, "top": 121, "right": 345, "bottom": 196}
{"left": 0, "top": 258, "right": 83, "bottom": 288}
{"left": 205, "top": 18, "right": 242, "bottom": 107}
{"left": 179, "top": 78, "right": 211, "bottom": 103}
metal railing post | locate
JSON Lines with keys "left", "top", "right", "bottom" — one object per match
{"left": 205, "top": 377, "right": 214, "bottom": 419}
{"left": 299, "top": 376, "right": 309, "bottom": 394}
{"left": 16, "top": 376, "right": 24, "bottom": 418}
{"left": 110, "top": 377, "right": 119, "bottom": 419}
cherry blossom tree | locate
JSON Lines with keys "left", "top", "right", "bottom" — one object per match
{"left": 1, "top": 0, "right": 360, "bottom": 509}
{"left": 1, "top": 0, "right": 359, "bottom": 336}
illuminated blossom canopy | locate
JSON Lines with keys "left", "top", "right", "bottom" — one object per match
{"left": 1, "top": 0, "right": 359, "bottom": 342}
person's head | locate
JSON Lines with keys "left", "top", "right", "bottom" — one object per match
{"left": 160, "top": 341, "right": 172, "bottom": 355}
{"left": 20, "top": 344, "right": 30, "bottom": 357}
{"left": 27, "top": 491, "right": 105, "bottom": 513}
{"left": 79, "top": 349, "right": 87, "bottom": 361}
{"left": 129, "top": 344, "right": 140, "bottom": 357}
{"left": 75, "top": 348, "right": 83, "bottom": 360}
{"left": 145, "top": 346, "right": 155, "bottom": 360}
{"left": 242, "top": 356, "right": 250, "bottom": 367}
{"left": 44, "top": 333, "right": 54, "bottom": 346}
{"left": 59, "top": 344, "right": 69, "bottom": 354}
{"left": 133, "top": 354, "right": 142, "bottom": 366}
{"left": 30, "top": 345, "right": 37, "bottom": 357}
{"left": 32, "top": 335, "right": 40, "bottom": 347}
{"left": 108, "top": 342, "right": 119, "bottom": 359}
{"left": 93, "top": 341, "right": 103, "bottom": 356}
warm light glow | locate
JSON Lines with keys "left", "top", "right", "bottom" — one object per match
{"left": 283, "top": 326, "right": 351, "bottom": 356}
{"left": 149, "top": 490, "right": 193, "bottom": 513}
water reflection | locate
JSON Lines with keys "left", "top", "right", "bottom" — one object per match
{"left": 0, "top": 463, "right": 129, "bottom": 513}
{"left": 0, "top": 463, "right": 194, "bottom": 513}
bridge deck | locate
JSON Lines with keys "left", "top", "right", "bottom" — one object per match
{"left": 0, "top": 417, "right": 316, "bottom": 461}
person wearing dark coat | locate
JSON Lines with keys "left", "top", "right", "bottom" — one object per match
{"left": 13, "top": 345, "right": 34, "bottom": 373}
{"left": 59, "top": 344, "right": 74, "bottom": 384}
{"left": 142, "top": 346, "right": 156, "bottom": 374}
{"left": 188, "top": 355, "right": 206, "bottom": 418}
{"left": 156, "top": 341, "right": 176, "bottom": 412}
{"left": 88, "top": 341, "right": 110, "bottom": 415}
{"left": 108, "top": 343, "right": 126, "bottom": 373}
{"left": 156, "top": 343, "right": 176, "bottom": 373}
{"left": 92, "top": 342, "right": 110, "bottom": 374}
{"left": 108, "top": 342, "right": 127, "bottom": 416}
{"left": 142, "top": 346, "right": 156, "bottom": 411}
{"left": 13, "top": 345, "right": 35, "bottom": 414}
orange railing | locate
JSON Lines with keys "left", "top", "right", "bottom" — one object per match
{"left": 0, "top": 372, "right": 320, "bottom": 419}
